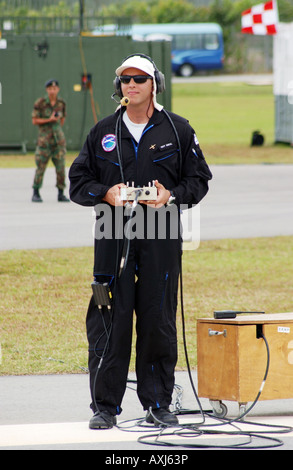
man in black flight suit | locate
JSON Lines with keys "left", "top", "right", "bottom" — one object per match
{"left": 69, "top": 54, "right": 212, "bottom": 429}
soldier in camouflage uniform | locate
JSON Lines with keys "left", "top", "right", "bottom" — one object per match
{"left": 32, "top": 79, "right": 69, "bottom": 202}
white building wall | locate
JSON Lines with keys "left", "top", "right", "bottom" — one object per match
{"left": 274, "top": 22, "right": 293, "bottom": 144}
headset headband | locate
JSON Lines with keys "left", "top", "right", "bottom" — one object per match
{"left": 113, "top": 53, "right": 165, "bottom": 98}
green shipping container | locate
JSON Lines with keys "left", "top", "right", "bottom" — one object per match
{"left": 0, "top": 33, "right": 171, "bottom": 151}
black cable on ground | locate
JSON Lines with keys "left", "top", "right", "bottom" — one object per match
{"left": 118, "top": 267, "right": 293, "bottom": 449}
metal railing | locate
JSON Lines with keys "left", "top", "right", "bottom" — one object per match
{"left": 0, "top": 16, "right": 132, "bottom": 35}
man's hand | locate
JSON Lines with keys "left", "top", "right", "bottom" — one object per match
{"left": 140, "top": 180, "right": 170, "bottom": 208}
{"left": 102, "top": 183, "right": 127, "bottom": 206}
{"left": 49, "top": 111, "right": 61, "bottom": 122}
{"left": 32, "top": 112, "right": 61, "bottom": 126}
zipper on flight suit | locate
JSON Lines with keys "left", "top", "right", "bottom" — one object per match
{"left": 131, "top": 122, "right": 162, "bottom": 409}
{"left": 131, "top": 124, "right": 154, "bottom": 160}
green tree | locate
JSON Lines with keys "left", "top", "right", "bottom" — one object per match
{"left": 150, "top": 0, "right": 197, "bottom": 23}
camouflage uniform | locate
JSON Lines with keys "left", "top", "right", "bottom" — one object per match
{"left": 32, "top": 96, "right": 67, "bottom": 190}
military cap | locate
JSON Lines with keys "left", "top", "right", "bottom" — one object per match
{"left": 45, "top": 79, "right": 59, "bottom": 88}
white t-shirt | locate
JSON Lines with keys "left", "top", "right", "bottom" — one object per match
{"left": 123, "top": 111, "right": 147, "bottom": 143}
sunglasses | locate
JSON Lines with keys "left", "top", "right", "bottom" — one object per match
{"left": 119, "top": 75, "right": 153, "bottom": 84}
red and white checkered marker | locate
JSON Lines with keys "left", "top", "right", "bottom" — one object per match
{"left": 241, "top": 0, "right": 279, "bottom": 35}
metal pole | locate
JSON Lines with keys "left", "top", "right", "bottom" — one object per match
{"left": 79, "top": 0, "right": 84, "bottom": 34}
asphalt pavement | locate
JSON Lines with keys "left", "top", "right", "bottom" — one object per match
{"left": 1, "top": 163, "right": 293, "bottom": 250}
{"left": 1, "top": 371, "right": 293, "bottom": 451}
{"left": 1, "top": 163, "right": 293, "bottom": 451}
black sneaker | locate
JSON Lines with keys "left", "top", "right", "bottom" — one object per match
{"left": 145, "top": 408, "right": 179, "bottom": 426}
{"left": 89, "top": 410, "right": 117, "bottom": 429}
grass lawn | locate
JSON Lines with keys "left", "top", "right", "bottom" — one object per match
{"left": 173, "top": 82, "right": 275, "bottom": 145}
{"left": 1, "top": 237, "right": 293, "bottom": 375}
{"left": 1, "top": 81, "right": 293, "bottom": 375}
{"left": 172, "top": 81, "right": 293, "bottom": 164}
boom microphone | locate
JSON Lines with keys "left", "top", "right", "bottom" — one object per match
{"left": 120, "top": 96, "right": 130, "bottom": 106}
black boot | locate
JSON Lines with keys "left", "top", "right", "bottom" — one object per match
{"left": 32, "top": 188, "right": 43, "bottom": 202}
{"left": 89, "top": 410, "right": 117, "bottom": 430}
{"left": 146, "top": 408, "right": 179, "bottom": 426}
{"left": 58, "top": 189, "right": 70, "bottom": 202}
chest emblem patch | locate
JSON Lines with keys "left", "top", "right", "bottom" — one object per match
{"left": 101, "top": 134, "right": 116, "bottom": 152}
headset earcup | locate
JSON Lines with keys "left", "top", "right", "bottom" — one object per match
{"left": 156, "top": 71, "right": 165, "bottom": 94}
{"left": 113, "top": 77, "right": 123, "bottom": 98}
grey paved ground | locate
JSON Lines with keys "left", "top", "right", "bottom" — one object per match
{"left": 1, "top": 164, "right": 293, "bottom": 250}
{"left": 1, "top": 371, "right": 293, "bottom": 451}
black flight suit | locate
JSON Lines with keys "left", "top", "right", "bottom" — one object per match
{"left": 69, "top": 108, "right": 212, "bottom": 417}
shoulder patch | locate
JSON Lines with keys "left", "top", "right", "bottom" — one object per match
{"left": 101, "top": 134, "right": 116, "bottom": 152}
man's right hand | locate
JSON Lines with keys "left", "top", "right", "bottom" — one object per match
{"left": 102, "top": 183, "right": 127, "bottom": 206}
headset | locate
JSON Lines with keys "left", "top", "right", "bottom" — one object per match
{"left": 113, "top": 53, "right": 166, "bottom": 98}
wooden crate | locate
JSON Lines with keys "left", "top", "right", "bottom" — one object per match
{"left": 197, "top": 313, "right": 293, "bottom": 403}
